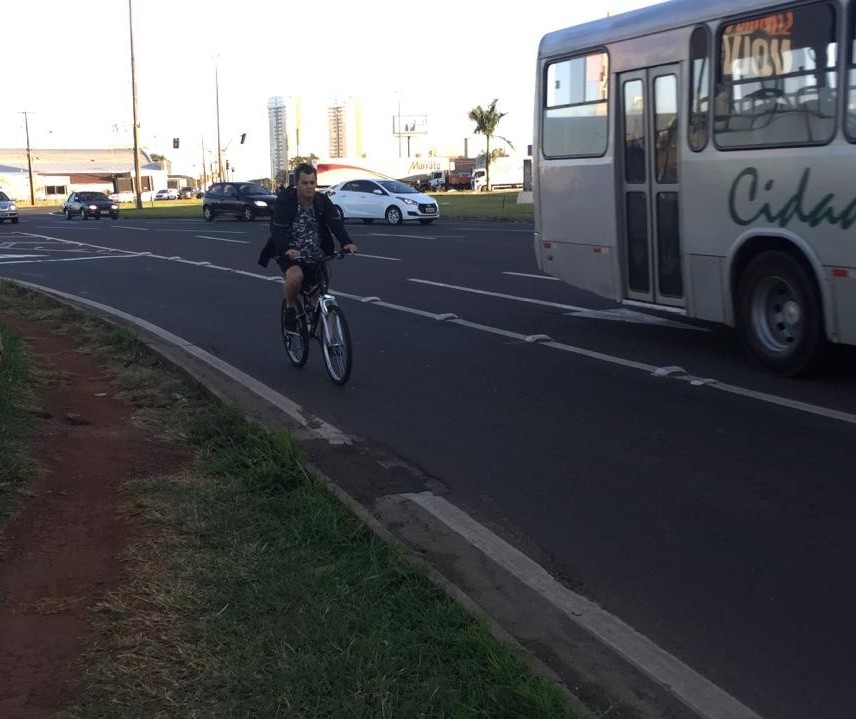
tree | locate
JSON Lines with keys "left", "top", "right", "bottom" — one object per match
{"left": 289, "top": 154, "right": 320, "bottom": 170}
{"left": 274, "top": 155, "right": 321, "bottom": 188}
{"left": 468, "top": 99, "right": 514, "bottom": 191}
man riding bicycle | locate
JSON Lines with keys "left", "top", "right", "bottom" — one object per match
{"left": 258, "top": 162, "right": 357, "bottom": 330}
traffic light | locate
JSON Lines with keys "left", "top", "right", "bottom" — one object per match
{"left": 173, "top": 137, "right": 179, "bottom": 149}
{"left": 225, "top": 159, "right": 230, "bottom": 171}
{"left": 240, "top": 133, "right": 246, "bottom": 144}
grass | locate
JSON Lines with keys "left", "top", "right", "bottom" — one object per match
{"left": 0, "top": 281, "right": 580, "bottom": 719}
{"left": 0, "top": 296, "right": 37, "bottom": 524}
{"left": 61, "top": 190, "right": 535, "bottom": 223}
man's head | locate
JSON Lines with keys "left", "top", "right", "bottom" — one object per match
{"left": 293, "top": 163, "right": 317, "bottom": 204}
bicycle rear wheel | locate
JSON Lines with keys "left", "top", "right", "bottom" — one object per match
{"left": 282, "top": 298, "right": 309, "bottom": 367}
{"left": 320, "top": 304, "right": 352, "bottom": 385}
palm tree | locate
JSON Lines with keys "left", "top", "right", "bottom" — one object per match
{"left": 468, "top": 99, "right": 510, "bottom": 191}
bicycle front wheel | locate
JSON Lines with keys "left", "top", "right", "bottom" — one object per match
{"left": 321, "top": 304, "right": 352, "bottom": 385}
{"left": 282, "top": 298, "right": 309, "bottom": 367}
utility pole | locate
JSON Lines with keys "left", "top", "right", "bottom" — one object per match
{"left": 201, "top": 136, "right": 207, "bottom": 187}
{"left": 20, "top": 111, "right": 35, "bottom": 205}
{"left": 215, "top": 59, "right": 223, "bottom": 183}
{"left": 128, "top": 0, "right": 143, "bottom": 209}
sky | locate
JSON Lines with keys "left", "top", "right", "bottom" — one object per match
{"left": 1, "top": 0, "right": 659, "bottom": 180}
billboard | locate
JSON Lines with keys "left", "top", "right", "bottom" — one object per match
{"left": 392, "top": 114, "right": 428, "bottom": 136}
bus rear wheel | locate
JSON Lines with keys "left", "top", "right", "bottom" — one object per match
{"left": 736, "top": 250, "right": 824, "bottom": 376}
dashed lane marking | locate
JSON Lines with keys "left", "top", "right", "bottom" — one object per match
{"left": 195, "top": 235, "right": 250, "bottom": 244}
{"left": 8, "top": 280, "right": 352, "bottom": 446}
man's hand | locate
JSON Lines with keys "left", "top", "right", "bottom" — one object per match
{"left": 285, "top": 249, "right": 301, "bottom": 260}
{"left": 343, "top": 243, "right": 358, "bottom": 254}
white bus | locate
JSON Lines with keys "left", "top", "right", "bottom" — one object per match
{"left": 534, "top": 0, "right": 856, "bottom": 375}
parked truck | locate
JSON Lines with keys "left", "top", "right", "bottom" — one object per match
{"left": 471, "top": 156, "right": 524, "bottom": 192}
{"left": 427, "top": 169, "right": 472, "bottom": 192}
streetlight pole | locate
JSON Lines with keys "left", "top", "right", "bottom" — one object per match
{"left": 215, "top": 59, "right": 223, "bottom": 183}
{"left": 397, "top": 95, "right": 402, "bottom": 158}
{"left": 128, "top": 0, "right": 143, "bottom": 209}
{"left": 201, "top": 136, "right": 207, "bottom": 188}
{"left": 19, "top": 111, "right": 35, "bottom": 205}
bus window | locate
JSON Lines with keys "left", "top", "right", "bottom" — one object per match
{"left": 714, "top": 2, "right": 837, "bottom": 149}
{"left": 543, "top": 51, "right": 609, "bottom": 157}
{"left": 623, "top": 79, "right": 645, "bottom": 183}
{"left": 654, "top": 75, "right": 678, "bottom": 183}
{"left": 846, "top": 3, "right": 856, "bottom": 141}
{"left": 688, "top": 25, "right": 710, "bottom": 151}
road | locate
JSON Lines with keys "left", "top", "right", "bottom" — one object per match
{"left": 2, "top": 209, "right": 855, "bottom": 719}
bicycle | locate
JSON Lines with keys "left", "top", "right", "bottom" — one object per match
{"left": 280, "top": 252, "right": 353, "bottom": 385}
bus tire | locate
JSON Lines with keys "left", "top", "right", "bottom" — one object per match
{"left": 736, "top": 250, "right": 824, "bottom": 376}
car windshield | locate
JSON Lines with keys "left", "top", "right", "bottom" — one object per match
{"left": 0, "top": 192, "right": 9, "bottom": 201}
{"left": 377, "top": 180, "right": 417, "bottom": 194}
{"left": 237, "top": 183, "right": 269, "bottom": 195}
{"left": 79, "top": 192, "right": 108, "bottom": 201}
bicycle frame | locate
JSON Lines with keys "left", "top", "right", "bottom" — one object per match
{"left": 281, "top": 251, "right": 353, "bottom": 385}
{"left": 302, "top": 289, "right": 339, "bottom": 340}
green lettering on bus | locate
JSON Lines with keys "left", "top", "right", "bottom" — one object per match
{"left": 729, "top": 167, "right": 856, "bottom": 230}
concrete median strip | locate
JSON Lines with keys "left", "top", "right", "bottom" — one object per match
{"left": 379, "top": 491, "right": 764, "bottom": 719}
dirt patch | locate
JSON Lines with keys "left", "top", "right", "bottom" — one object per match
{"left": 0, "top": 315, "right": 189, "bottom": 719}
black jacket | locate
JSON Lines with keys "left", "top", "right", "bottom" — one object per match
{"left": 257, "top": 187, "right": 352, "bottom": 267}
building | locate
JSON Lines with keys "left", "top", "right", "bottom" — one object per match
{"left": 267, "top": 96, "right": 289, "bottom": 183}
{"left": 0, "top": 148, "right": 167, "bottom": 202}
{"left": 327, "top": 98, "right": 364, "bottom": 159}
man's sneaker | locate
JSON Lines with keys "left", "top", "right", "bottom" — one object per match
{"left": 283, "top": 306, "right": 298, "bottom": 332}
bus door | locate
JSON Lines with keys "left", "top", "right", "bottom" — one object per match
{"left": 618, "top": 65, "right": 684, "bottom": 307}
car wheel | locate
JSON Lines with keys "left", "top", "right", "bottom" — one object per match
{"left": 385, "top": 206, "right": 403, "bottom": 225}
{"left": 332, "top": 205, "right": 344, "bottom": 222}
{"left": 110, "top": 214, "right": 118, "bottom": 220}
{"left": 418, "top": 219, "right": 435, "bottom": 225}
{"left": 65, "top": 209, "right": 73, "bottom": 220}
{"left": 11, "top": 218, "right": 18, "bottom": 224}
{"left": 0, "top": 219, "right": 4, "bottom": 224}
{"left": 203, "top": 205, "right": 215, "bottom": 222}
{"left": 362, "top": 219, "right": 375, "bottom": 224}
{"left": 242, "top": 206, "right": 255, "bottom": 222}
{"left": 80, "top": 208, "right": 87, "bottom": 220}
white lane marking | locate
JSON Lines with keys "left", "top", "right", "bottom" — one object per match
{"left": 8, "top": 280, "right": 351, "bottom": 445}
{"left": 38, "top": 222, "right": 147, "bottom": 231}
{"left": 366, "top": 232, "right": 438, "bottom": 240}
{"left": 402, "top": 491, "right": 763, "bottom": 719}
{"left": 9, "top": 231, "right": 852, "bottom": 426}
{"left": 196, "top": 235, "right": 249, "bottom": 244}
{"left": 35, "top": 225, "right": 95, "bottom": 230}
{"left": 0, "top": 254, "right": 47, "bottom": 259}
{"left": 354, "top": 252, "right": 401, "bottom": 261}
{"left": 156, "top": 228, "right": 247, "bottom": 234}
{"left": 623, "top": 298, "right": 688, "bottom": 315}
{"left": 410, "top": 278, "right": 705, "bottom": 332}
{"left": 503, "top": 271, "right": 561, "bottom": 281}
{"left": 333, "top": 291, "right": 856, "bottom": 425}
{"left": 567, "top": 307, "right": 697, "bottom": 329}
{"left": 0, "top": 254, "right": 144, "bottom": 265}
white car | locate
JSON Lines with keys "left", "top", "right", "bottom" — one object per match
{"left": 325, "top": 178, "right": 439, "bottom": 225}
{"left": 154, "top": 188, "right": 179, "bottom": 201}
{"left": 0, "top": 191, "right": 18, "bottom": 224}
